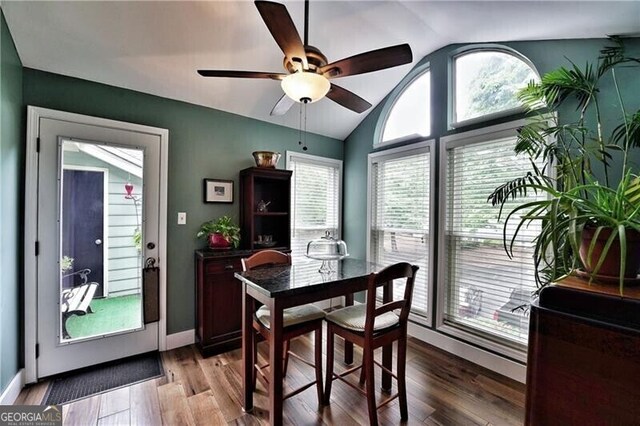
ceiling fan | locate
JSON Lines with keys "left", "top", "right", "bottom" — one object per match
{"left": 198, "top": 0, "right": 413, "bottom": 116}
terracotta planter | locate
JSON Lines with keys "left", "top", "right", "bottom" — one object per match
{"left": 208, "top": 233, "right": 231, "bottom": 249}
{"left": 579, "top": 227, "right": 640, "bottom": 278}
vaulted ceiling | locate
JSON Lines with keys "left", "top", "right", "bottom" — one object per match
{"left": 3, "top": 1, "right": 639, "bottom": 140}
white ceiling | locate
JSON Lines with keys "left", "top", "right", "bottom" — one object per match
{"left": 3, "top": 1, "right": 639, "bottom": 140}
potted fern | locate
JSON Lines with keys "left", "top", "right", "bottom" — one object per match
{"left": 197, "top": 215, "right": 241, "bottom": 249}
{"left": 489, "top": 37, "right": 640, "bottom": 293}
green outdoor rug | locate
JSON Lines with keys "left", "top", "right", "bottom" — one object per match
{"left": 66, "top": 294, "right": 142, "bottom": 339}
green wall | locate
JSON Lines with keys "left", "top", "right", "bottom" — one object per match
{"left": 343, "top": 37, "right": 640, "bottom": 264}
{"left": 0, "top": 10, "right": 23, "bottom": 394}
{"left": 23, "top": 69, "right": 343, "bottom": 334}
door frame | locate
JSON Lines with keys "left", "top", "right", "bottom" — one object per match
{"left": 24, "top": 106, "right": 169, "bottom": 383}
{"left": 62, "top": 164, "right": 110, "bottom": 297}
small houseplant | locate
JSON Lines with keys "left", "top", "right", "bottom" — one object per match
{"left": 197, "top": 215, "right": 241, "bottom": 249}
{"left": 61, "top": 256, "right": 74, "bottom": 273}
{"left": 489, "top": 37, "right": 640, "bottom": 293}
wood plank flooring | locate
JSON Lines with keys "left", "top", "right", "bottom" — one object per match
{"left": 15, "top": 334, "right": 525, "bottom": 425}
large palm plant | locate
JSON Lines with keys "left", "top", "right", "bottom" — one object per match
{"left": 488, "top": 37, "right": 640, "bottom": 292}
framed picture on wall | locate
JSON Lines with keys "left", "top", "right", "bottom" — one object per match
{"left": 203, "top": 179, "right": 234, "bottom": 203}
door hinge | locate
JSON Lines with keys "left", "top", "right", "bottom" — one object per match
{"left": 35, "top": 343, "right": 39, "bottom": 359}
{"left": 36, "top": 137, "right": 41, "bottom": 153}
{"left": 35, "top": 241, "right": 39, "bottom": 256}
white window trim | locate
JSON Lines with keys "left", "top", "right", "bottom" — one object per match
{"left": 437, "top": 118, "right": 530, "bottom": 362}
{"left": 285, "top": 151, "right": 343, "bottom": 239}
{"left": 449, "top": 45, "right": 540, "bottom": 129}
{"left": 367, "top": 140, "right": 436, "bottom": 327}
{"left": 374, "top": 62, "right": 431, "bottom": 148}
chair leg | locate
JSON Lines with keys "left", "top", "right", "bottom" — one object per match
{"left": 324, "top": 326, "right": 335, "bottom": 405}
{"left": 283, "top": 339, "right": 290, "bottom": 376}
{"left": 314, "top": 326, "right": 324, "bottom": 405}
{"left": 364, "top": 345, "right": 378, "bottom": 426}
{"left": 252, "top": 330, "right": 259, "bottom": 391}
{"left": 359, "top": 361, "right": 366, "bottom": 385}
{"left": 397, "top": 336, "right": 408, "bottom": 421}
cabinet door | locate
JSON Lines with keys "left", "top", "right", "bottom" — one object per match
{"left": 204, "top": 271, "right": 242, "bottom": 343}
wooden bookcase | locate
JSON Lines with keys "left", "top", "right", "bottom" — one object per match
{"left": 239, "top": 167, "right": 292, "bottom": 251}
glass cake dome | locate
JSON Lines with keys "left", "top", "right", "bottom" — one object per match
{"left": 306, "top": 231, "right": 349, "bottom": 272}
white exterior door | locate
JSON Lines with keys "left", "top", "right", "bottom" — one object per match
{"left": 25, "top": 107, "right": 168, "bottom": 380}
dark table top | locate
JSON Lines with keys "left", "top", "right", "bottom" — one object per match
{"left": 234, "top": 258, "right": 382, "bottom": 298}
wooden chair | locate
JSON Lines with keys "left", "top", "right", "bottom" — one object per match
{"left": 323, "top": 262, "right": 419, "bottom": 425}
{"left": 241, "top": 250, "right": 325, "bottom": 404}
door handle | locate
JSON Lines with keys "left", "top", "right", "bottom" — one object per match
{"left": 95, "top": 239, "right": 102, "bottom": 245}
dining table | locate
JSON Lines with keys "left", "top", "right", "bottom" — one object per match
{"left": 234, "top": 258, "right": 395, "bottom": 426}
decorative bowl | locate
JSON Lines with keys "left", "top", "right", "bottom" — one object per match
{"left": 252, "top": 151, "right": 281, "bottom": 168}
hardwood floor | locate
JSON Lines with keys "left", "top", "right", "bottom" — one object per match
{"left": 16, "top": 334, "right": 525, "bottom": 425}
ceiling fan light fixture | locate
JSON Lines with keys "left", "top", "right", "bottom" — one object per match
{"left": 281, "top": 71, "right": 330, "bottom": 103}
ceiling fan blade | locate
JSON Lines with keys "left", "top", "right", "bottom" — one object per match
{"left": 321, "top": 44, "right": 413, "bottom": 78}
{"left": 197, "top": 70, "right": 286, "bottom": 80}
{"left": 326, "top": 84, "right": 372, "bottom": 113}
{"left": 270, "top": 94, "right": 296, "bottom": 116}
{"left": 255, "top": 1, "right": 308, "bottom": 70}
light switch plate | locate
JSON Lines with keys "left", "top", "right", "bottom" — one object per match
{"left": 177, "top": 212, "right": 187, "bottom": 225}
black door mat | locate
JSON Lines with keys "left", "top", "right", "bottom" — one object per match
{"left": 43, "top": 351, "right": 164, "bottom": 405}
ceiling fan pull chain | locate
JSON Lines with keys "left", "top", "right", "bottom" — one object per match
{"left": 303, "top": 99, "right": 308, "bottom": 151}
{"left": 298, "top": 101, "right": 303, "bottom": 147}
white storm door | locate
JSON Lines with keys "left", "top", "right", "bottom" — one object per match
{"left": 36, "top": 116, "right": 162, "bottom": 378}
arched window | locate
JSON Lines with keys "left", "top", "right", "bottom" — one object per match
{"left": 378, "top": 68, "right": 431, "bottom": 146}
{"left": 452, "top": 48, "right": 539, "bottom": 125}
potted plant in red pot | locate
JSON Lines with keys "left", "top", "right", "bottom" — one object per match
{"left": 489, "top": 37, "right": 640, "bottom": 293}
{"left": 197, "top": 215, "right": 241, "bottom": 249}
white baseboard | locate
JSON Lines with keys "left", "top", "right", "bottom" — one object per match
{"left": 165, "top": 329, "right": 195, "bottom": 351}
{"left": 408, "top": 323, "right": 527, "bottom": 383}
{"left": 0, "top": 369, "right": 24, "bottom": 405}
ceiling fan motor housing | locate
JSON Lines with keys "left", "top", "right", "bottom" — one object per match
{"left": 284, "top": 45, "right": 328, "bottom": 73}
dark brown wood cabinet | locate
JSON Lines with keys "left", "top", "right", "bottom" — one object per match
{"left": 195, "top": 249, "right": 254, "bottom": 356}
{"left": 240, "top": 167, "right": 292, "bottom": 251}
{"left": 526, "top": 277, "right": 640, "bottom": 425}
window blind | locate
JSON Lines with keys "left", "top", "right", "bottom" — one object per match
{"left": 444, "top": 135, "right": 542, "bottom": 346}
{"left": 370, "top": 149, "right": 430, "bottom": 317}
{"left": 289, "top": 155, "right": 341, "bottom": 259}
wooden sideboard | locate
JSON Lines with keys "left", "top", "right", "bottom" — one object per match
{"left": 526, "top": 277, "right": 640, "bottom": 425}
{"left": 195, "top": 249, "right": 254, "bottom": 356}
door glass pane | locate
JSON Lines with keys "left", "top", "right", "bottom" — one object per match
{"left": 60, "top": 139, "right": 144, "bottom": 342}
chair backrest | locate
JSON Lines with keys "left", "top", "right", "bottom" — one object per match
{"left": 241, "top": 249, "right": 291, "bottom": 271}
{"left": 364, "top": 262, "right": 419, "bottom": 336}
